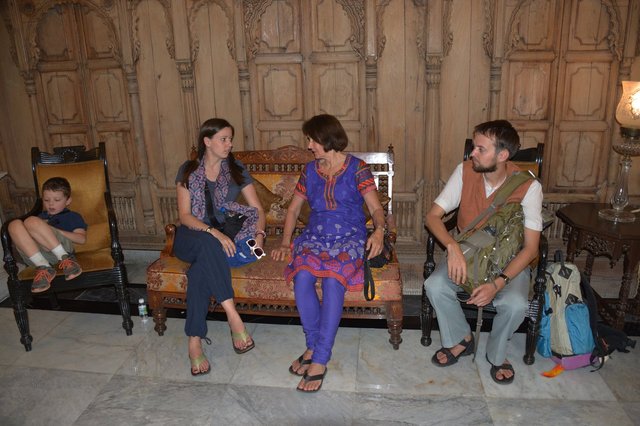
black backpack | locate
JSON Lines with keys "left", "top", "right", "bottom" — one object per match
{"left": 578, "top": 272, "right": 637, "bottom": 370}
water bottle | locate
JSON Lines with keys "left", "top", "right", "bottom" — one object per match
{"left": 138, "top": 298, "right": 148, "bottom": 322}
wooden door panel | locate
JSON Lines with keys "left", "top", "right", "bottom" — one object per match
{"left": 191, "top": 1, "right": 243, "bottom": 143}
{"left": 256, "top": 64, "right": 304, "bottom": 121}
{"left": 311, "top": 62, "right": 360, "bottom": 120}
{"left": 134, "top": 0, "right": 188, "bottom": 188}
{"left": 258, "top": 0, "right": 300, "bottom": 54}
{"left": 568, "top": 0, "right": 614, "bottom": 52}
{"left": 100, "top": 131, "right": 136, "bottom": 181}
{"left": 552, "top": 130, "right": 604, "bottom": 189}
{"left": 77, "top": 3, "right": 120, "bottom": 61}
{"left": 561, "top": 62, "right": 611, "bottom": 121}
{"left": 89, "top": 69, "right": 129, "bottom": 123}
{"left": 35, "top": 6, "right": 78, "bottom": 63}
{"left": 40, "top": 71, "right": 86, "bottom": 125}
{"left": 311, "top": 0, "right": 353, "bottom": 52}
{"left": 506, "top": 62, "right": 551, "bottom": 120}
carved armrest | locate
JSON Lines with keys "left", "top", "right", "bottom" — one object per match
{"left": 424, "top": 210, "right": 458, "bottom": 279}
{"left": 161, "top": 224, "right": 177, "bottom": 258}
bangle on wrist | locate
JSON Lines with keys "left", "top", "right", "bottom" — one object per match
{"left": 256, "top": 229, "right": 267, "bottom": 238}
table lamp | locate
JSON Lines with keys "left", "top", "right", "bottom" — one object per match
{"left": 598, "top": 80, "right": 640, "bottom": 223}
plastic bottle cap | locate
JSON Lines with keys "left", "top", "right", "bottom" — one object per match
{"left": 138, "top": 298, "right": 144, "bottom": 303}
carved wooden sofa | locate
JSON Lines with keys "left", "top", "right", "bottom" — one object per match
{"left": 146, "top": 145, "right": 403, "bottom": 348}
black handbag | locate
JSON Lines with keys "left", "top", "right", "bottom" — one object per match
{"left": 367, "top": 229, "right": 394, "bottom": 268}
{"left": 204, "top": 184, "right": 247, "bottom": 240}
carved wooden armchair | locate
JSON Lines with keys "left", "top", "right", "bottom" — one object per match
{"left": 421, "top": 139, "right": 548, "bottom": 365}
{"left": 1, "top": 143, "right": 133, "bottom": 351}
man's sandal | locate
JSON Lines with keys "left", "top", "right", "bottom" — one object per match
{"left": 488, "top": 356, "right": 515, "bottom": 385}
{"left": 189, "top": 354, "right": 210, "bottom": 376}
{"left": 431, "top": 335, "right": 475, "bottom": 367}
{"left": 289, "top": 354, "right": 312, "bottom": 376}
{"left": 231, "top": 329, "right": 255, "bottom": 354}
{"left": 296, "top": 367, "right": 328, "bottom": 393}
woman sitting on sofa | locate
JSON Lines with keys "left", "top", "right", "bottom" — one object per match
{"left": 271, "top": 114, "right": 385, "bottom": 392}
{"left": 174, "top": 118, "right": 266, "bottom": 376}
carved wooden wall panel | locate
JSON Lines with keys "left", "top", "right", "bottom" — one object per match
{"left": 190, "top": 0, "right": 245, "bottom": 148}
{"left": 0, "top": 0, "right": 637, "bottom": 248}
{"left": 547, "top": 0, "right": 621, "bottom": 198}
{"left": 505, "top": 62, "right": 551, "bottom": 121}
{"left": 247, "top": 1, "right": 365, "bottom": 151}
{"left": 134, "top": 0, "right": 188, "bottom": 188}
{"left": 256, "top": 63, "right": 304, "bottom": 121}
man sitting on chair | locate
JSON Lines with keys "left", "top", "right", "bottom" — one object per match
{"left": 423, "top": 119, "right": 543, "bottom": 385}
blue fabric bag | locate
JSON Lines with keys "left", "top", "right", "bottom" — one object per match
{"left": 226, "top": 235, "right": 258, "bottom": 268}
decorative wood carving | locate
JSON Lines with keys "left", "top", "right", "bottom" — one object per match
{"left": 131, "top": 0, "right": 175, "bottom": 64}
{"left": 375, "top": 0, "right": 390, "bottom": 58}
{"left": 442, "top": 0, "right": 453, "bottom": 57}
{"left": 1, "top": 3, "right": 19, "bottom": 66}
{"left": 189, "top": 0, "right": 235, "bottom": 62}
{"left": 336, "top": 0, "right": 365, "bottom": 59}
{"left": 482, "top": 0, "right": 495, "bottom": 59}
{"left": 26, "top": 1, "right": 122, "bottom": 69}
{"left": 242, "top": 0, "right": 272, "bottom": 59}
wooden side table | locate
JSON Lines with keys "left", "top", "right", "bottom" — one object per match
{"left": 556, "top": 203, "right": 640, "bottom": 329}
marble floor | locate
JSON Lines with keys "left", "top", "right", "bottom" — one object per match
{"left": 0, "top": 307, "right": 638, "bottom": 425}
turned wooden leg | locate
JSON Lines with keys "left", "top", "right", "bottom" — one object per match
{"left": 148, "top": 290, "right": 167, "bottom": 336}
{"left": 113, "top": 265, "right": 133, "bottom": 336}
{"left": 386, "top": 301, "right": 403, "bottom": 350}
{"left": 420, "top": 285, "right": 434, "bottom": 347}
{"left": 152, "top": 306, "right": 167, "bottom": 336}
{"left": 11, "top": 280, "right": 33, "bottom": 351}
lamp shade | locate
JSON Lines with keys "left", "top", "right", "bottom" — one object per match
{"left": 616, "top": 81, "right": 640, "bottom": 129}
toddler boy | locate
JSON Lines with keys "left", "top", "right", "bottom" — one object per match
{"left": 8, "top": 177, "right": 87, "bottom": 293}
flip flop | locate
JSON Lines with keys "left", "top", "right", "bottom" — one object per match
{"left": 289, "top": 354, "right": 312, "bottom": 376}
{"left": 189, "top": 353, "right": 210, "bottom": 376}
{"left": 231, "top": 329, "right": 255, "bottom": 354}
{"left": 487, "top": 355, "right": 515, "bottom": 385}
{"left": 431, "top": 335, "right": 474, "bottom": 367}
{"left": 296, "top": 367, "right": 328, "bottom": 393}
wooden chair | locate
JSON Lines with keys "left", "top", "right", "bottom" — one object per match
{"left": 0, "top": 143, "right": 133, "bottom": 351}
{"left": 421, "top": 139, "right": 548, "bottom": 365}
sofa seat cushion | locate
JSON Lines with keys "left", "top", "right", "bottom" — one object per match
{"left": 18, "top": 248, "right": 115, "bottom": 280}
{"left": 146, "top": 240, "right": 401, "bottom": 302}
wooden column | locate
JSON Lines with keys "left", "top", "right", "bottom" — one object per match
{"left": 234, "top": 0, "right": 254, "bottom": 150}
{"left": 176, "top": 60, "right": 199, "bottom": 151}
{"left": 124, "top": 65, "right": 157, "bottom": 234}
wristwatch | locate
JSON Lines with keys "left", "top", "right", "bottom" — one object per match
{"left": 499, "top": 272, "right": 511, "bottom": 286}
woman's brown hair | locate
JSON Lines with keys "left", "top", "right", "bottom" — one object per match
{"left": 180, "top": 118, "right": 244, "bottom": 188}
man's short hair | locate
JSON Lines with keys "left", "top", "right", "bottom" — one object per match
{"left": 473, "top": 120, "right": 521, "bottom": 158}
{"left": 42, "top": 177, "right": 71, "bottom": 198}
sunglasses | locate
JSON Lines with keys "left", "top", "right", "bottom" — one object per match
{"left": 246, "top": 239, "right": 265, "bottom": 259}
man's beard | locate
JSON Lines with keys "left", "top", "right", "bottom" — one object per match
{"left": 472, "top": 160, "right": 497, "bottom": 173}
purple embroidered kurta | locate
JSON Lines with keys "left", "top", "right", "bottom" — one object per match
{"left": 285, "top": 155, "right": 377, "bottom": 291}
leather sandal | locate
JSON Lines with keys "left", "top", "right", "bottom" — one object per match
{"left": 296, "top": 367, "right": 328, "bottom": 393}
{"left": 289, "top": 354, "right": 312, "bottom": 376}
{"left": 189, "top": 353, "right": 210, "bottom": 376}
{"left": 487, "top": 355, "right": 515, "bottom": 385}
{"left": 231, "top": 329, "right": 255, "bottom": 354}
{"left": 431, "top": 335, "right": 475, "bottom": 367}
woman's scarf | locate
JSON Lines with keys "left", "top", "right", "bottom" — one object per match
{"left": 188, "top": 159, "right": 258, "bottom": 242}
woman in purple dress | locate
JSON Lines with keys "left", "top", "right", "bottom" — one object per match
{"left": 271, "top": 114, "right": 385, "bottom": 392}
